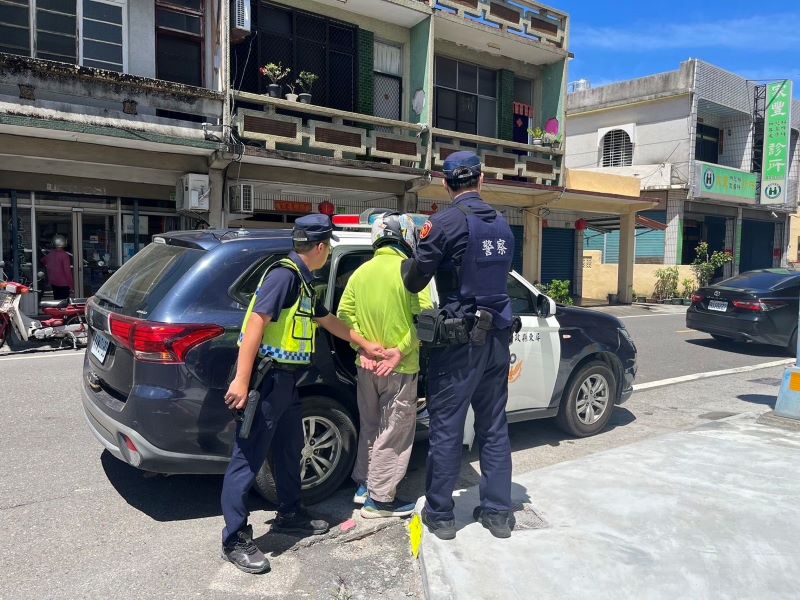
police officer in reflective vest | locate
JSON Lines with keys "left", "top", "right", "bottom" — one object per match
{"left": 402, "top": 151, "right": 515, "bottom": 540}
{"left": 221, "top": 214, "right": 384, "bottom": 574}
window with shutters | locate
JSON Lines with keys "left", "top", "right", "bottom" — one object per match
{"left": 0, "top": 0, "right": 126, "bottom": 71}
{"left": 601, "top": 129, "right": 633, "bottom": 167}
{"left": 374, "top": 41, "right": 401, "bottom": 121}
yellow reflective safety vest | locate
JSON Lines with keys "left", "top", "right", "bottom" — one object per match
{"left": 238, "top": 258, "right": 317, "bottom": 364}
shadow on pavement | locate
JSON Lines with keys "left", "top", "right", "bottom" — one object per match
{"left": 737, "top": 394, "right": 777, "bottom": 408}
{"left": 399, "top": 407, "right": 636, "bottom": 506}
{"left": 100, "top": 450, "right": 274, "bottom": 521}
{"left": 103, "top": 407, "right": 637, "bottom": 529}
{"left": 685, "top": 337, "right": 789, "bottom": 358}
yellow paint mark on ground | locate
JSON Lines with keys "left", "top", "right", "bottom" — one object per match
{"left": 676, "top": 329, "right": 694, "bottom": 333}
{"left": 409, "top": 513, "right": 423, "bottom": 559}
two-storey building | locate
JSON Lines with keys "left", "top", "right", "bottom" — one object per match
{"left": 566, "top": 60, "right": 800, "bottom": 300}
{"left": 0, "top": 0, "right": 229, "bottom": 299}
{"left": 1, "top": 0, "right": 655, "bottom": 304}
{"left": 227, "top": 0, "right": 653, "bottom": 302}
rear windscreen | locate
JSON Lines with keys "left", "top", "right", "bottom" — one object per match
{"left": 720, "top": 270, "right": 797, "bottom": 291}
{"left": 94, "top": 243, "right": 204, "bottom": 316}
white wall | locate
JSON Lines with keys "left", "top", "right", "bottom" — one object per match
{"left": 565, "top": 95, "right": 693, "bottom": 187}
{"left": 127, "top": 0, "right": 156, "bottom": 78}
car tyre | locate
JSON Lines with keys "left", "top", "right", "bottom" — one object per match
{"left": 788, "top": 329, "right": 797, "bottom": 358}
{"left": 556, "top": 361, "right": 616, "bottom": 438}
{"left": 254, "top": 395, "right": 357, "bottom": 505}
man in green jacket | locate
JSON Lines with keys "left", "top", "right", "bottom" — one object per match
{"left": 338, "top": 212, "right": 433, "bottom": 518}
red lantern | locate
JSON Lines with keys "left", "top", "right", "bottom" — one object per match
{"left": 575, "top": 218, "right": 588, "bottom": 231}
{"left": 318, "top": 200, "right": 335, "bottom": 216}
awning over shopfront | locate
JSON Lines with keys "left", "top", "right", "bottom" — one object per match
{"left": 583, "top": 213, "right": 669, "bottom": 233}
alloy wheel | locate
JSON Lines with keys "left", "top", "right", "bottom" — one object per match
{"left": 575, "top": 374, "right": 610, "bottom": 425}
{"left": 300, "top": 416, "right": 343, "bottom": 489}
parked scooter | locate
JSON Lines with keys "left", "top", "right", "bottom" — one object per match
{"left": 0, "top": 261, "right": 87, "bottom": 350}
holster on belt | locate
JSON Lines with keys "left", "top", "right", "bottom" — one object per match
{"left": 417, "top": 308, "right": 447, "bottom": 346}
{"left": 469, "top": 310, "right": 493, "bottom": 346}
{"left": 417, "top": 308, "right": 470, "bottom": 346}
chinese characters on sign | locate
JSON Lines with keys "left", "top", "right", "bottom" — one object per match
{"left": 695, "top": 161, "right": 757, "bottom": 204}
{"left": 760, "top": 80, "right": 793, "bottom": 205}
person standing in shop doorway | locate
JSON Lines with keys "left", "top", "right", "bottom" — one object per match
{"left": 41, "top": 235, "right": 73, "bottom": 300}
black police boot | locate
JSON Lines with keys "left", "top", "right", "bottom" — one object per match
{"left": 421, "top": 507, "right": 457, "bottom": 541}
{"left": 473, "top": 506, "right": 512, "bottom": 539}
{"left": 221, "top": 525, "right": 271, "bottom": 574}
{"left": 271, "top": 508, "right": 330, "bottom": 536}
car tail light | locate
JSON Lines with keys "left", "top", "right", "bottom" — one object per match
{"left": 109, "top": 313, "right": 224, "bottom": 363}
{"left": 691, "top": 293, "right": 704, "bottom": 304}
{"left": 732, "top": 300, "right": 787, "bottom": 313}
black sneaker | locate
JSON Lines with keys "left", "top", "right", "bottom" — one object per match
{"left": 473, "top": 506, "right": 512, "bottom": 539}
{"left": 421, "top": 507, "right": 456, "bottom": 541}
{"left": 221, "top": 525, "right": 271, "bottom": 574}
{"left": 271, "top": 508, "right": 330, "bottom": 536}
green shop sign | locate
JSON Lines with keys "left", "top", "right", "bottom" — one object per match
{"left": 761, "top": 80, "right": 793, "bottom": 205}
{"left": 695, "top": 161, "right": 757, "bottom": 204}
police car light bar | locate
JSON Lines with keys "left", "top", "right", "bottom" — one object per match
{"left": 331, "top": 215, "right": 362, "bottom": 227}
{"left": 332, "top": 209, "right": 430, "bottom": 230}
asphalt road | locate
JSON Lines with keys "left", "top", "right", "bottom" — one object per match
{"left": 0, "top": 310, "right": 793, "bottom": 599}
{"left": 595, "top": 305, "right": 791, "bottom": 384}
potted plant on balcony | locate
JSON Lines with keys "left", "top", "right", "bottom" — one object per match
{"left": 259, "top": 62, "right": 290, "bottom": 98}
{"left": 284, "top": 79, "right": 298, "bottom": 102}
{"left": 550, "top": 133, "right": 563, "bottom": 150}
{"left": 528, "top": 127, "right": 544, "bottom": 145}
{"left": 297, "top": 71, "right": 318, "bottom": 104}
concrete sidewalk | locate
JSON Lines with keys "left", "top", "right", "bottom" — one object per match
{"left": 419, "top": 412, "right": 800, "bottom": 600}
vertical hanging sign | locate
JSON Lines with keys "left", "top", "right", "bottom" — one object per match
{"left": 760, "top": 80, "right": 793, "bottom": 205}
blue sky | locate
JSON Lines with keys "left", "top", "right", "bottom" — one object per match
{"left": 557, "top": 0, "right": 800, "bottom": 97}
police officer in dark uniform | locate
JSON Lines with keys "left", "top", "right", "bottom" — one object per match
{"left": 221, "top": 214, "right": 384, "bottom": 574}
{"left": 402, "top": 151, "right": 515, "bottom": 540}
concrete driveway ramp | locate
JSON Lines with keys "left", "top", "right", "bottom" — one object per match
{"left": 419, "top": 413, "right": 800, "bottom": 600}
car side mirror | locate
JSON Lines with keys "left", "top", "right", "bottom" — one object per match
{"left": 535, "top": 293, "right": 552, "bottom": 319}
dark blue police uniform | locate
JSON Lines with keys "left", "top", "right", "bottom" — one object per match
{"left": 404, "top": 151, "right": 515, "bottom": 527}
{"left": 221, "top": 219, "right": 330, "bottom": 549}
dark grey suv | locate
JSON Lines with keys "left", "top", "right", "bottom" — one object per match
{"left": 82, "top": 227, "right": 636, "bottom": 504}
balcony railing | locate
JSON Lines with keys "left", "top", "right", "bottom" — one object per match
{"left": 432, "top": 128, "right": 562, "bottom": 185}
{"left": 233, "top": 91, "right": 428, "bottom": 169}
{"left": 0, "top": 54, "right": 224, "bottom": 135}
{"left": 434, "top": 0, "right": 567, "bottom": 48}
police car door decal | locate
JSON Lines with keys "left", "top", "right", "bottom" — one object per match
{"left": 506, "top": 273, "right": 560, "bottom": 412}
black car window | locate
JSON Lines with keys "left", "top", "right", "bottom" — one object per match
{"left": 230, "top": 254, "right": 283, "bottom": 305}
{"left": 721, "top": 270, "right": 798, "bottom": 291}
{"left": 95, "top": 242, "right": 204, "bottom": 317}
{"left": 333, "top": 251, "right": 374, "bottom": 310}
{"left": 507, "top": 273, "right": 536, "bottom": 315}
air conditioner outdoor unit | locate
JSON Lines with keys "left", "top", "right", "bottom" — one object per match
{"left": 229, "top": 183, "right": 254, "bottom": 215}
{"left": 175, "top": 174, "right": 210, "bottom": 212}
{"left": 231, "top": 0, "right": 251, "bottom": 44}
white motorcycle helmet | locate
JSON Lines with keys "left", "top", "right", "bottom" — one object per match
{"left": 370, "top": 212, "right": 418, "bottom": 256}
{"left": 52, "top": 234, "right": 67, "bottom": 249}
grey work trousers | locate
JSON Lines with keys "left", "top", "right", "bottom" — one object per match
{"left": 352, "top": 367, "right": 418, "bottom": 502}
